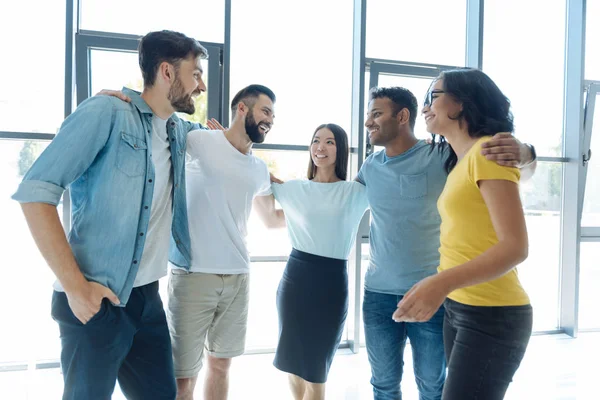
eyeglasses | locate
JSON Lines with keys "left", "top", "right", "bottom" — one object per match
{"left": 424, "top": 90, "right": 445, "bottom": 107}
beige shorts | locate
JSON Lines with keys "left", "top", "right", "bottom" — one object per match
{"left": 167, "top": 270, "right": 250, "bottom": 379}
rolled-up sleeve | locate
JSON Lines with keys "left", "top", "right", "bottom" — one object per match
{"left": 12, "top": 96, "right": 114, "bottom": 205}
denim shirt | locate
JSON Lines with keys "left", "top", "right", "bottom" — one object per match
{"left": 12, "top": 87, "right": 201, "bottom": 305}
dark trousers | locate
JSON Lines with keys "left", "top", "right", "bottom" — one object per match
{"left": 51, "top": 281, "right": 176, "bottom": 400}
{"left": 442, "top": 298, "right": 533, "bottom": 400}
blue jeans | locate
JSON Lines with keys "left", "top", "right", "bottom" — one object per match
{"left": 51, "top": 281, "right": 176, "bottom": 400}
{"left": 363, "top": 289, "right": 446, "bottom": 400}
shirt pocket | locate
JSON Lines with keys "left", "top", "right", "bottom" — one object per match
{"left": 397, "top": 172, "right": 428, "bottom": 199}
{"left": 116, "top": 132, "right": 148, "bottom": 177}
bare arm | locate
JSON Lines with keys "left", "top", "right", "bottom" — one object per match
{"left": 253, "top": 194, "right": 286, "bottom": 229}
{"left": 21, "top": 203, "right": 119, "bottom": 323}
{"left": 435, "top": 179, "right": 528, "bottom": 290}
{"left": 393, "top": 179, "right": 528, "bottom": 322}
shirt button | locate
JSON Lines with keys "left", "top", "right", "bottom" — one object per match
{"left": 144, "top": 206, "right": 149, "bottom": 210}
{"left": 148, "top": 179, "right": 153, "bottom": 183}
{"left": 133, "top": 260, "right": 138, "bottom": 264}
{"left": 139, "top": 232, "right": 144, "bottom": 236}
{"left": 133, "top": 144, "right": 138, "bottom": 149}
{"left": 175, "top": 184, "right": 179, "bottom": 189}
{"left": 171, "top": 122, "right": 176, "bottom": 126}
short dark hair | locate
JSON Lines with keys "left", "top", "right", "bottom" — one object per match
{"left": 430, "top": 68, "right": 514, "bottom": 173}
{"left": 307, "top": 123, "right": 349, "bottom": 181}
{"left": 138, "top": 30, "right": 208, "bottom": 87}
{"left": 230, "top": 84, "right": 276, "bottom": 116}
{"left": 369, "top": 87, "right": 418, "bottom": 130}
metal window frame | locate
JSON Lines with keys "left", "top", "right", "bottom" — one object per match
{"left": 559, "top": 0, "right": 587, "bottom": 338}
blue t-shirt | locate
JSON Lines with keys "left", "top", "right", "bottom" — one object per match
{"left": 356, "top": 140, "right": 448, "bottom": 295}
{"left": 272, "top": 180, "right": 369, "bottom": 260}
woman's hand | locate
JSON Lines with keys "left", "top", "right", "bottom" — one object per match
{"left": 270, "top": 173, "right": 283, "bottom": 184}
{"left": 392, "top": 275, "right": 449, "bottom": 323}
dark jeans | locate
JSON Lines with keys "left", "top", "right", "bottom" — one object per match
{"left": 442, "top": 298, "right": 533, "bottom": 400}
{"left": 51, "top": 281, "right": 176, "bottom": 400}
{"left": 363, "top": 290, "right": 446, "bottom": 400}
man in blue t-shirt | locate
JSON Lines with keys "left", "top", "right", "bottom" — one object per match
{"left": 356, "top": 86, "right": 536, "bottom": 400}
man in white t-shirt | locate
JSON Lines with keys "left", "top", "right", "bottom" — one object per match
{"left": 168, "top": 85, "right": 277, "bottom": 400}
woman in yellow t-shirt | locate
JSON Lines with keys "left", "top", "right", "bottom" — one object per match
{"left": 392, "top": 68, "right": 533, "bottom": 400}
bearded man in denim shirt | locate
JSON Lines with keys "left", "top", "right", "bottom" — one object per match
{"left": 12, "top": 30, "right": 207, "bottom": 400}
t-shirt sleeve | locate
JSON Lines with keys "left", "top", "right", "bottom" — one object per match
{"left": 185, "top": 129, "right": 207, "bottom": 160}
{"left": 354, "top": 182, "right": 369, "bottom": 213}
{"left": 469, "top": 142, "right": 520, "bottom": 185}
{"left": 256, "top": 163, "right": 272, "bottom": 196}
{"left": 356, "top": 159, "right": 368, "bottom": 185}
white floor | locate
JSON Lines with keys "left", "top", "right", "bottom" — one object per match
{"left": 1, "top": 332, "right": 598, "bottom": 399}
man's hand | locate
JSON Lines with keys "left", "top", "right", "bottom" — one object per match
{"left": 480, "top": 132, "right": 533, "bottom": 168}
{"left": 206, "top": 118, "right": 228, "bottom": 131}
{"left": 95, "top": 89, "right": 131, "bottom": 102}
{"left": 66, "top": 281, "right": 120, "bottom": 324}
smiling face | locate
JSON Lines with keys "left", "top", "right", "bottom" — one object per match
{"left": 364, "top": 97, "right": 403, "bottom": 146}
{"left": 167, "top": 55, "right": 206, "bottom": 114}
{"left": 421, "top": 79, "right": 463, "bottom": 137}
{"left": 244, "top": 94, "right": 274, "bottom": 143}
{"left": 310, "top": 128, "right": 337, "bottom": 169}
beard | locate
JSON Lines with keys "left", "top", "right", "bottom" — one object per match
{"left": 245, "top": 112, "right": 266, "bottom": 143}
{"left": 168, "top": 75, "right": 196, "bottom": 115}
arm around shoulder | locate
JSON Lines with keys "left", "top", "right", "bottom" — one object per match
{"left": 253, "top": 194, "right": 286, "bottom": 229}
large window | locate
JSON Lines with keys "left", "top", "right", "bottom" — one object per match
{"left": 483, "top": 0, "right": 566, "bottom": 157}
{"left": 520, "top": 163, "right": 562, "bottom": 330}
{"left": 80, "top": 0, "right": 225, "bottom": 43}
{"left": 586, "top": 0, "right": 600, "bottom": 80}
{"left": 229, "top": 0, "right": 354, "bottom": 146}
{"left": 366, "top": 0, "right": 467, "bottom": 66}
{"left": 0, "top": 0, "right": 65, "bottom": 134}
{"left": 0, "top": 141, "right": 61, "bottom": 364}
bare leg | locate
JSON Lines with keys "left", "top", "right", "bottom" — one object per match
{"left": 288, "top": 374, "right": 307, "bottom": 400}
{"left": 175, "top": 376, "right": 198, "bottom": 400}
{"left": 204, "top": 355, "right": 232, "bottom": 400}
{"left": 303, "top": 382, "right": 326, "bottom": 400}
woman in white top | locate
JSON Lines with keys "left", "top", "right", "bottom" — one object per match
{"left": 254, "top": 123, "right": 368, "bottom": 400}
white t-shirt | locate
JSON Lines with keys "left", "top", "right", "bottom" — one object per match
{"left": 134, "top": 115, "right": 174, "bottom": 287}
{"left": 177, "top": 130, "right": 271, "bottom": 274}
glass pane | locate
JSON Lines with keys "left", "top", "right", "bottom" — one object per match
{"left": 80, "top": 0, "right": 225, "bottom": 43}
{"left": 0, "top": 0, "right": 65, "bottom": 134}
{"left": 89, "top": 49, "right": 209, "bottom": 125}
{"left": 245, "top": 262, "right": 285, "bottom": 350}
{"left": 520, "top": 162, "right": 562, "bottom": 330}
{"left": 579, "top": 243, "right": 600, "bottom": 329}
{"left": 0, "top": 140, "right": 61, "bottom": 364}
{"left": 581, "top": 93, "right": 600, "bottom": 226}
{"left": 247, "top": 150, "right": 309, "bottom": 258}
{"left": 230, "top": 0, "right": 354, "bottom": 145}
{"left": 483, "top": 0, "right": 566, "bottom": 157}
{"left": 366, "top": 0, "right": 467, "bottom": 66}
{"left": 586, "top": 0, "right": 600, "bottom": 80}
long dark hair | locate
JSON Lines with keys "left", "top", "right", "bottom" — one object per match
{"left": 307, "top": 123, "right": 349, "bottom": 181}
{"left": 429, "top": 68, "right": 514, "bottom": 173}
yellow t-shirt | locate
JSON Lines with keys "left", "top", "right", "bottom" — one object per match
{"left": 437, "top": 137, "right": 530, "bottom": 307}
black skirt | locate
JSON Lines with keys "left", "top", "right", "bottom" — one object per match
{"left": 273, "top": 249, "right": 348, "bottom": 383}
